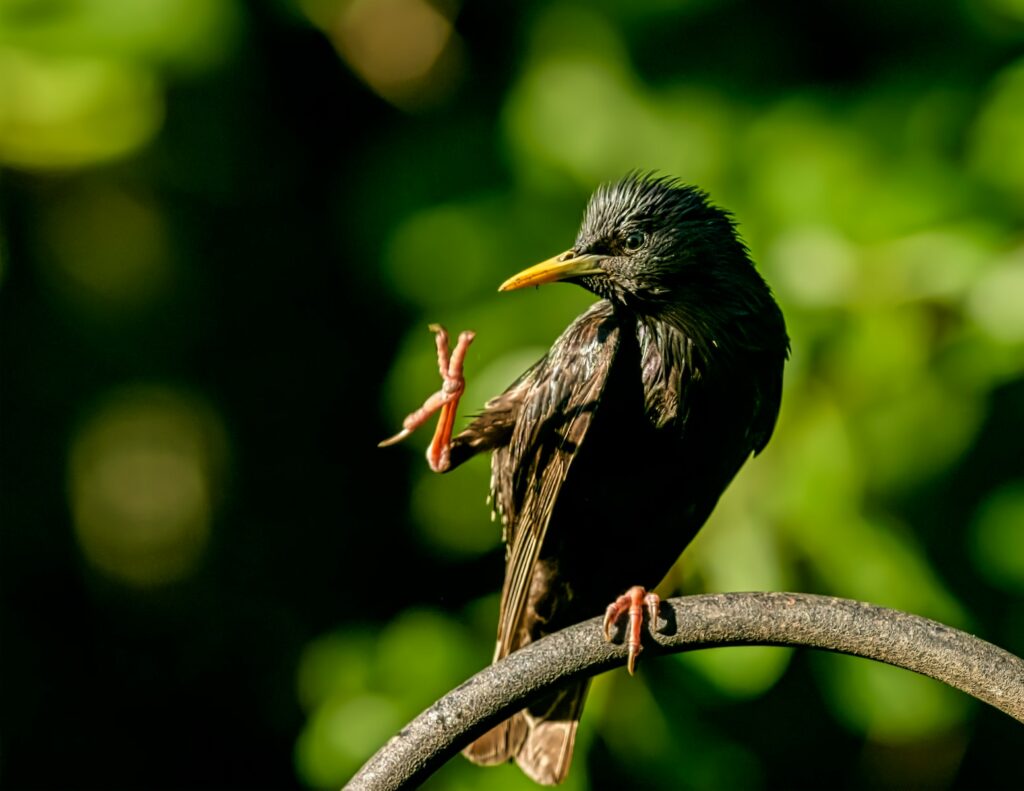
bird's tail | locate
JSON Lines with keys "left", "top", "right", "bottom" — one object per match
{"left": 462, "top": 680, "right": 590, "bottom": 785}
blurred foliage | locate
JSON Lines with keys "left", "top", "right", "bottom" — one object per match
{"left": 1, "top": 0, "right": 1022, "bottom": 789}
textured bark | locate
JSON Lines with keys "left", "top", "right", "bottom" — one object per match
{"left": 346, "top": 592, "right": 1024, "bottom": 791}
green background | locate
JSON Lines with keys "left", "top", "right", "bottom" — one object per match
{"left": 1, "top": 0, "right": 1023, "bottom": 788}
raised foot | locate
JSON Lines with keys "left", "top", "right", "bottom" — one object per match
{"left": 603, "top": 586, "right": 660, "bottom": 675}
{"left": 378, "top": 324, "right": 475, "bottom": 473}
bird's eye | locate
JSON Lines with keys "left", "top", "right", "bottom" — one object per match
{"left": 624, "top": 231, "right": 646, "bottom": 252}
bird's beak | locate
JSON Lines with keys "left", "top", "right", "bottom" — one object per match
{"left": 498, "top": 251, "right": 604, "bottom": 292}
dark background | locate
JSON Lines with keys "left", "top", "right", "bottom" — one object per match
{"left": 1, "top": 1, "right": 1023, "bottom": 788}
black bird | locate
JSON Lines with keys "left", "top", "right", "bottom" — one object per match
{"left": 381, "top": 173, "right": 789, "bottom": 784}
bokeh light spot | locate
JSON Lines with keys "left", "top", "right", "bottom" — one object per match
{"left": 68, "top": 386, "right": 227, "bottom": 587}
{"left": 374, "top": 609, "right": 482, "bottom": 702}
{"left": 39, "top": 182, "right": 173, "bottom": 318}
{"left": 677, "top": 647, "right": 793, "bottom": 699}
{"left": 0, "top": 48, "right": 163, "bottom": 169}
{"left": 503, "top": 7, "right": 730, "bottom": 189}
{"left": 300, "top": 0, "right": 462, "bottom": 110}
{"left": 967, "top": 246, "right": 1024, "bottom": 343}
{"left": 296, "top": 631, "right": 375, "bottom": 713}
{"left": 411, "top": 460, "right": 498, "bottom": 558}
{"left": 0, "top": 0, "right": 241, "bottom": 73}
{"left": 295, "top": 693, "right": 404, "bottom": 787}
{"left": 384, "top": 204, "right": 493, "bottom": 309}
{"left": 769, "top": 225, "right": 858, "bottom": 307}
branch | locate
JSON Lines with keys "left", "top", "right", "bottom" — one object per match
{"left": 346, "top": 592, "right": 1024, "bottom": 791}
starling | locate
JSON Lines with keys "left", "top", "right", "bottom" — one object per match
{"left": 381, "top": 173, "right": 789, "bottom": 784}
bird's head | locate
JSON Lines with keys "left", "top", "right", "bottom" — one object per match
{"left": 500, "top": 173, "right": 769, "bottom": 323}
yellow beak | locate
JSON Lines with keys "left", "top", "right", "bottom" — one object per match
{"left": 498, "top": 251, "right": 604, "bottom": 292}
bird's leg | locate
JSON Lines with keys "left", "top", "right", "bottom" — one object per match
{"left": 378, "top": 324, "right": 475, "bottom": 473}
{"left": 603, "top": 586, "right": 661, "bottom": 675}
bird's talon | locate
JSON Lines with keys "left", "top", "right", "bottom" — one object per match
{"left": 603, "top": 586, "right": 660, "bottom": 674}
{"left": 377, "top": 428, "right": 411, "bottom": 448}
{"left": 627, "top": 644, "right": 642, "bottom": 676}
{"left": 379, "top": 324, "right": 475, "bottom": 472}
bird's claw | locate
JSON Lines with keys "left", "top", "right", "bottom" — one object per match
{"left": 377, "top": 427, "right": 411, "bottom": 447}
{"left": 378, "top": 324, "right": 475, "bottom": 473}
{"left": 603, "top": 586, "right": 660, "bottom": 675}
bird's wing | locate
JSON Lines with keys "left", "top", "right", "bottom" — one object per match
{"left": 463, "top": 679, "right": 589, "bottom": 782}
{"left": 464, "top": 301, "right": 618, "bottom": 780}
{"left": 515, "top": 680, "right": 589, "bottom": 784}
{"left": 491, "top": 300, "right": 620, "bottom": 658}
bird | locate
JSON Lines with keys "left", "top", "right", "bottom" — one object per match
{"left": 380, "top": 172, "right": 789, "bottom": 785}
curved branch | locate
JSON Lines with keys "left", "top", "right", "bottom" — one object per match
{"left": 346, "top": 592, "right": 1024, "bottom": 791}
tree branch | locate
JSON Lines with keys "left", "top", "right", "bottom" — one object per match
{"left": 346, "top": 592, "right": 1024, "bottom": 791}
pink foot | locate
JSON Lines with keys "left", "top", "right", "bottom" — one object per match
{"left": 603, "top": 586, "right": 661, "bottom": 675}
{"left": 379, "top": 324, "right": 475, "bottom": 473}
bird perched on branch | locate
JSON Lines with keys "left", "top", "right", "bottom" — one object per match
{"left": 381, "top": 173, "right": 789, "bottom": 785}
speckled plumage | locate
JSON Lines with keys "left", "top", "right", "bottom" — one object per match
{"left": 444, "top": 173, "right": 789, "bottom": 784}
